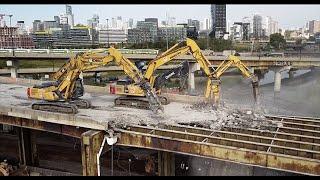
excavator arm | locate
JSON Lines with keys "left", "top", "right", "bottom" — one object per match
{"left": 108, "top": 48, "right": 164, "bottom": 113}
{"left": 142, "top": 38, "right": 259, "bottom": 106}
{"left": 143, "top": 38, "right": 217, "bottom": 103}
{"left": 28, "top": 47, "right": 164, "bottom": 114}
{"left": 209, "top": 54, "right": 259, "bottom": 105}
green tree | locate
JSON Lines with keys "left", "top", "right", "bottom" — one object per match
{"left": 269, "top": 33, "right": 286, "bottom": 50}
{"left": 210, "top": 38, "right": 233, "bottom": 51}
{"left": 195, "top": 38, "right": 208, "bottom": 50}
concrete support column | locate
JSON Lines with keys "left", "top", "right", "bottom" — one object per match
{"left": 6, "top": 60, "right": 19, "bottom": 78}
{"left": 94, "top": 72, "right": 101, "bottom": 84}
{"left": 249, "top": 67, "right": 255, "bottom": 74}
{"left": 271, "top": 66, "right": 291, "bottom": 93}
{"left": 288, "top": 70, "right": 295, "bottom": 79}
{"left": 16, "top": 127, "right": 39, "bottom": 167}
{"left": 158, "top": 151, "right": 175, "bottom": 176}
{"left": 274, "top": 70, "right": 282, "bottom": 92}
{"left": 188, "top": 62, "right": 200, "bottom": 94}
{"left": 81, "top": 130, "right": 105, "bottom": 176}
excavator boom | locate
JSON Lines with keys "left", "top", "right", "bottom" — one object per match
{"left": 27, "top": 48, "right": 164, "bottom": 114}
{"left": 139, "top": 38, "right": 259, "bottom": 106}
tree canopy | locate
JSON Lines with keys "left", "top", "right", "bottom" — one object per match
{"left": 269, "top": 33, "right": 286, "bottom": 50}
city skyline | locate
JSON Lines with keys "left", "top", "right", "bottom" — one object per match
{"left": 0, "top": 4, "right": 320, "bottom": 30}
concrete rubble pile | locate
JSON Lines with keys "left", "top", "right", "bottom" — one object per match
{"left": 112, "top": 100, "right": 282, "bottom": 132}
{"left": 182, "top": 101, "right": 282, "bottom": 131}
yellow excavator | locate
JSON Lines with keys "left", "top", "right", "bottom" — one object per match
{"left": 111, "top": 38, "right": 259, "bottom": 106}
{"left": 27, "top": 47, "right": 164, "bottom": 114}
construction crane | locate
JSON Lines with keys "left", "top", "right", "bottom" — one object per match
{"left": 27, "top": 47, "right": 164, "bottom": 114}
{"left": 112, "top": 38, "right": 259, "bottom": 106}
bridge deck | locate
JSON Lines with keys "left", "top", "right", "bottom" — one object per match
{"left": 0, "top": 78, "right": 319, "bottom": 175}
{"left": 1, "top": 53, "right": 320, "bottom": 68}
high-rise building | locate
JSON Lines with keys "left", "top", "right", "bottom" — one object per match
{"left": 128, "top": 18, "right": 134, "bottom": 29}
{"left": 269, "top": 19, "right": 279, "bottom": 35}
{"left": 187, "top": 19, "right": 200, "bottom": 32}
{"left": 32, "top": 20, "right": 43, "bottom": 32}
{"left": 160, "top": 21, "right": 167, "bottom": 27}
{"left": 210, "top": 4, "right": 226, "bottom": 39}
{"left": 43, "top": 21, "right": 59, "bottom": 31}
{"left": 128, "top": 19, "right": 158, "bottom": 43}
{"left": 158, "top": 25, "right": 187, "bottom": 42}
{"left": 0, "top": 27, "right": 35, "bottom": 48}
{"left": 116, "top": 16, "right": 123, "bottom": 29}
{"left": 54, "top": 16, "right": 60, "bottom": 24}
{"left": 230, "top": 22, "right": 243, "bottom": 41}
{"left": 87, "top": 14, "right": 99, "bottom": 29}
{"left": 60, "top": 4, "right": 74, "bottom": 28}
{"left": 99, "top": 29, "right": 127, "bottom": 45}
{"left": 16, "top": 21, "right": 27, "bottom": 35}
{"left": 111, "top": 18, "right": 117, "bottom": 29}
{"left": 0, "top": 15, "right": 6, "bottom": 27}
{"left": 66, "top": 5, "right": 72, "bottom": 15}
{"left": 203, "top": 18, "right": 211, "bottom": 30}
{"left": 309, "top": 20, "right": 320, "bottom": 34}
{"left": 145, "top": 18, "right": 158, "bottom": 28}
{"left": 168, "top": 17, "right": 176, "bottom": 26}
{"left": 242, "top": 23, "right": 250, "bottom": 41}
{"left": 253, "top": 14, "right": 263, "bottom": 39}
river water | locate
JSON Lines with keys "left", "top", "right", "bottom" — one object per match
{"left": 193, "top": 68, "right": 320, "bottom": 117}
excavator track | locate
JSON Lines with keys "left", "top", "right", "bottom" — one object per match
{"left": 114, "top": 97, "right": 151, "bottom": 110}
{"left": 31, "top": 102, "right": 78, "bottom": 114}
{"left": 114, "top": 96, "right": 169, "bottom": 110}
{"left": 71, "top": 99, "right": 92, "bottom": 109}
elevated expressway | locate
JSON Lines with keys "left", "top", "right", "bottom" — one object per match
{"left": 1, "top": 53, "right": 320, "bottom": 93}
{"left": 1, "top": 53, "right": 320, "bottom": 69}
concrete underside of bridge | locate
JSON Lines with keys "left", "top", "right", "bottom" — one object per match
{"left": 0, "top": 77, "right": 319, "bottom": 176}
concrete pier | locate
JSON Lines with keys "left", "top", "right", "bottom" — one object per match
{"left": 288, "top": 70, "right": 295, "bottom": 79}
{"left": 188, "top": 63, "right": 200, "bottom": 94}
{"left": 274, "top": 70, "right": 282, "bottom": 92}
{"left": 271, "top": 66, "right": 291, "bottom": 93}
{"left": 7, "top": 60, "right": 19, "bottom": 78}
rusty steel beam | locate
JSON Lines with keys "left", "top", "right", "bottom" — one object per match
{"left": 116, "top": 129, "right": 320, "bottom": 176}
{"left": 0, "top": 114, "right": 87, "bottom": 138}
{"left": 115, "top": 116, "right": 320, "bottom": 176}
{"left": 81, "top": 130, "right": 105, "bottom": 176}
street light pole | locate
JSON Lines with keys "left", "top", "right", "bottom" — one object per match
{"left": 106, "top": 19, "right": 109, "bottom": 47}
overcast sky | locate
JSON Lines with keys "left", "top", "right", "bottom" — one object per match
{"left": 0, "top": 4, "right": 319, "bottom": 29}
